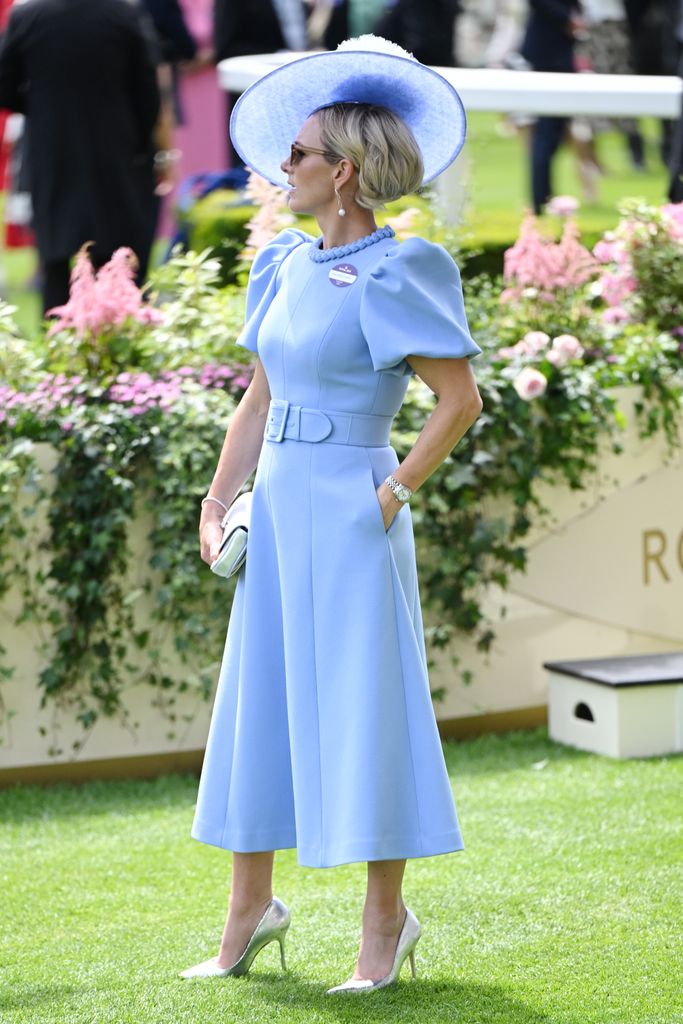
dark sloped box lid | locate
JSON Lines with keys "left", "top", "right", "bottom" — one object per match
{"left": 543, "top": 652, "right": 683, "bottom": 688}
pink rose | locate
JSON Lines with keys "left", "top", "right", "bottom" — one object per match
{"left": 495, "top": 346, "right": 519, "bottom": 361}
{"left": 522, "top": 330, "right": 550, "bottom": 354}
{"left": 551, "top": 334, "right": 584, "bottom": 362}
{"left": 546, "top": 349, "right": 566, "bottom": 367}
{"left": 513, "top": 367, "right": 547, "bottom": 400}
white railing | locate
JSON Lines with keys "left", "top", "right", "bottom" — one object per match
{"left": 217, "top": 54, "right": 682, "bottom": 119}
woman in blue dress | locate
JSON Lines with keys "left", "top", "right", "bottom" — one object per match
{"left": 181, "top": 35, "right": 483, "bottom": 992}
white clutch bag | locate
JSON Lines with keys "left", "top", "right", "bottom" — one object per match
{"left": 210, "top": 491, "right": 252, "bottom": 578}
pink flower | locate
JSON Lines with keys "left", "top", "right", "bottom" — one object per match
{"left": 601, "top": 306, "right": 630, "bottom": 325}
{"left": 504, "top": 212, "right": 560, "bottom": 292}
{"left": 553, "top": 220, "right": 599, "bottom": 289}
{"left": 521, "top": 331, "right": 550, "bottom": 354}
{"left": 495, "top": 346, "right": 520, "bottom": 361}
{"left": 46, "top": 244, "right": 163, "bottom": 337}
{"left": 597, "top": 270, "right": 637, "bottom": 307}
{"left": 661, "top": 202, "right": 683, "bottom": 241}
{"left": 241, "top": 168, "right": 291, "bottom": 260}
{"left": 552, "top": 334, "right": 584, "bottom": 361}
{"left": 513, "top": 367, "right": 547, "bottom": 400}
{"left": 593, "top": 238, "right": 626, "bottom": 264}
{"left": 545, "top": 195, "right": 579, "bottom": 217}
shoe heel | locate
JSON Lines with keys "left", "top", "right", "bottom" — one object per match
{"left": 278, "top": 932, "right": 287, "bottom": 971}
{"left": 409, "top": 947, "right": 416, "bottom": 978}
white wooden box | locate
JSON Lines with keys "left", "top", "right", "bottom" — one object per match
{"left": 545, "top": 654, "right": 683, "bottom": 759}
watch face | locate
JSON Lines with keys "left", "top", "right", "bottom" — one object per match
{"left": 396, "top": 484, "right": 411, "bottom": 502}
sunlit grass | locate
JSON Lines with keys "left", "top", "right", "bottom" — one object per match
{"left": 1, "top": 727, "right": 681, "bottom": 1023}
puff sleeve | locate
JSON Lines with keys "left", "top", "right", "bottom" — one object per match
{"left": 235, "top": 228, "right": 312, "bottom": 352}
{"left": 359, "top": 237, "right": 481, "bottom": 376}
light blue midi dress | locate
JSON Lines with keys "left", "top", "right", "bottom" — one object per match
{"left": 191, "top": 225, "right": 481, "bottom": 868}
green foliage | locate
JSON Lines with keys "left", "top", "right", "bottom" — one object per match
{"left": 0, "top": 206, "right": 681, "bottom": 738}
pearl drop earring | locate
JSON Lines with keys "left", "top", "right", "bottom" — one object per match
{"left": 335, "top": 188, "right": 346, "bottom": 218}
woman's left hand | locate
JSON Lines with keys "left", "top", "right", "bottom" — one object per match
{"left": 376, "top": 482, "right": 401, "bottom": 531}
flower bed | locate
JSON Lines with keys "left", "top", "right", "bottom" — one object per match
{"left": 0, "top": 188, "right": 681, "bottom": 759}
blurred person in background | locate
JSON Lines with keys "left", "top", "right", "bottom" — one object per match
{"left": 573, "top": 0, "right": 646, "bottom": 175}
{"left": 625, "top": 0, "right": 680, "bottom": 164}
{"left": 142, "top": 0, "right": 197, "bottom": 123}
{"left": 0, "top": 0, "right": 162, "bottom": 313}
{"left": 375, "top": 0, "right": 462, "bottom": 66}
{"left": 520, "top": 0, "right": 585, "bottom": 213}
{"left": 667, "top": 0, "right": 683, "bottom": 199}
{"left": 213, "top": 0, "right": 308, "bottom": 171}
{"left": 307, "top": 0, "right": 349, "bottom": 49}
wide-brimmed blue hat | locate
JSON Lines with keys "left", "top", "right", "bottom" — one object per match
{"left": 230, "top": 35, "right": 467, "bottom": 189}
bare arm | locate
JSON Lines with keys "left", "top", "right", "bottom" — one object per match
{"left": 376, "top": 356, "right": 483, "bottom": 529}
{"left": 199, "top": 358, "right": 271, "bottom": 564}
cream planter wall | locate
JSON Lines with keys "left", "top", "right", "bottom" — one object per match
{"left": 1, "top": 389, "right": 681, "bottom": 772}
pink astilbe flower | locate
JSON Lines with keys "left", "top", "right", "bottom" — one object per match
{"left": 553, "top": 220, "right": 599, "bottom": 289}
{"left": 503, "top": 212, "right": 559, "bottom": 294}
{"left": 241, "top": 168, "right": 293, "bottom": 260}
{"left": 503, "top": 212, "right": 599, "bottom": 302}
{"left": 513, "top": 366, "right": 547, "bottom": 400}
{"left": 47, "top": 245, "right": 162, "bottom": 337}
{"left": 47, "top": 245, "right": 99, "bottom": 337}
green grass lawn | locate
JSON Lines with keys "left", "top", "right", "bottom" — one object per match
{"left": 1, "top": 728, "right": 681, "bottom": 1024}
{"left": 463, "top": 113, "right": 669, "bottom": 244}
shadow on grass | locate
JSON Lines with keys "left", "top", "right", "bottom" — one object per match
{"left": 442, "top": 727, "right": 593, "bottom": 779}
{"left": 0, "top": 728, "right": 600, "bottom": 826}
{"left": 221, "top": 972, "right": 579, "bottom": 1024}
{"left": 0, "top": 771, "right": 201, "bottom": 824}
{"left": 0, "top": 983, "right": 81, "bottom": 1014}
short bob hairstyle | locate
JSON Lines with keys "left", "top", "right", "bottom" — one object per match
{"left": 315, "top": 102, "right": 424, "bottom": 210}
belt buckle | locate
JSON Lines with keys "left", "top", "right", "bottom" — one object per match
{"left": 267, "top": 399, "right": 290, "bottom": 443}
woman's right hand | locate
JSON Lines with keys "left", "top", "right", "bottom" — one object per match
{"left": 199, "top": 507, "right": 225, "bottom": 566}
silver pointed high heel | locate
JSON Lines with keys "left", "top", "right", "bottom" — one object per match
{"left": 325, "top": 907, "right": 421, "bottom": 994}
{"left": 179, "top": 896, "right": 291, "bottom": 979}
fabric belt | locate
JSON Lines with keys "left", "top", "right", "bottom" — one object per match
{"left": 264, "top": 398, "right": 392, "bottom": 447}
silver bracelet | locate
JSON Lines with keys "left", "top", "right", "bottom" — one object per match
{"left": 201, "top": 495, "right": 229, "bottom": 514}
{"left": 384, "top": 474, "right": 413, "bottom": 503}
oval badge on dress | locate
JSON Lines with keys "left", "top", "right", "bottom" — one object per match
{"left": 328, "top": 263, "right": 358, "bottom": 288}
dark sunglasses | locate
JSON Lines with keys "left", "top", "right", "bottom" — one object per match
{"left": 289, "top": 142, "right": 339, "bottom": 165}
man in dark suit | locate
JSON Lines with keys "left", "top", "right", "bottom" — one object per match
{"left": 213, "top": 0, "right": 307, "bottom": 173}
{"left": 376, "top": 0, "right": 461, "bottom": 67}
{"left": 0, "top": 0, "right": 161, "bottom": 313}
{"left": 520, "top": 0, "right": 584, "bottom": 213}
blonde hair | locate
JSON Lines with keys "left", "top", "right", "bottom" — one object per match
{"left": 315, "top": 103, "right": 424, "bottom": 210}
